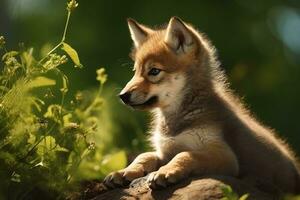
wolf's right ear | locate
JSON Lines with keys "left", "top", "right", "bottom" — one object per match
{"left": 127, "top": 18, "right": 152, "bottom": 48}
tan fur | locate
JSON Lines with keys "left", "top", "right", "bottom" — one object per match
{"left": 104, "top": 17, "right": 300, "bottom": 194}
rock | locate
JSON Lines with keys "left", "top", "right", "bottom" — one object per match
{"left": 81, "top": 175, "right": 279, "bottom": 200}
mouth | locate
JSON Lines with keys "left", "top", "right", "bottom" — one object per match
{"left": 129, "top": 96, "right": 158, "bottom": 109}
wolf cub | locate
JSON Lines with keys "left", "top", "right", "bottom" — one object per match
{"left": 104, "top": 17, "right": 300, "bottom": 193}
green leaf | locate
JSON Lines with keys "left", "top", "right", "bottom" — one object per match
{"left": 37, "top": 136, "right": 68, "bottom": 156}
{"left": 44, "top": 136, "right": 56, "bottom": 151}
{"left": 239, "top": 194, "right": 249, "bottom": 200}
{"left": 27, "top": 134, "right": 36, "bottom": 145}
{"left": 63, "top": 113, "right": 72, "bottom": 125}
{"left": 28, "top": 76, "right": 56, "bottom": 88}
{"left": 21, "top": 48, "right": 34, "bottom": 68}
{"left": 11, "top": 172, "right": 21, "bottom": 183}
{"left": 100, "top": 151, "right": 127, "bottom": 175}
{"left": 60, "top": 74, "right": 69, "bottom": 93}
{"left": 0, "top": 86, "right": 9, "bottom": 92}
{"left": 221, "top": 185, "right": 238, "bottom": 200}
{"left": 2, "top": 51, "right": 18, "bottom": 61}
{"left": 61, "top": 42, "right": 82, "bottom": 68}
{"left": 55, "top": 146, "right": 69, "bottom": 152}
{"left": 32, "top": 97, "right": 45, "bottom": 112}
{"left": 37, "top": 136, "right": 57, "bottom": 156}
{"left": 44, "top": 104, "right": 62, "bottom": 123}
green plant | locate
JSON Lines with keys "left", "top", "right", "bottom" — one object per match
{"left": 284, "top": 195, "right": 300, "bottom": 200}
{"left": 221, "top": 185, "right": 249, "bottom": 200}
{"left": 0, "top": 0, "right": 126, "bottom": 199}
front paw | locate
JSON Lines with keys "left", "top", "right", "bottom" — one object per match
{"left": 103, "top": 167, "right": 145, "bottom": 188}
{"left": 146, "top": 166, "right": 185, "bottom": 189}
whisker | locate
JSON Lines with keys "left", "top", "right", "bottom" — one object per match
{"left": 112, "top": 87, "right": 123, "bottom": 95}
{"left": 121, "top": 62, "right": 133, "bottom": 68}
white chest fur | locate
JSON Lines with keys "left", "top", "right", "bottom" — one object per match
{"left": 150, "top": 125, "right": 222, "bottom": 161}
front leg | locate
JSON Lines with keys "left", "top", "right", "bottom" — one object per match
{"left": 104, "top": 152, "right": 160, "bottom": 188}
{"left": 147, "top": 143, "right": 239, "bottom": 189}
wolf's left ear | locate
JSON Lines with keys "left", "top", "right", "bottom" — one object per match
{"left": 164, "top": 17, "right": 195, "bottom": 53}
{"left": 127, "top": 18, "right": 153, "bottom": 48}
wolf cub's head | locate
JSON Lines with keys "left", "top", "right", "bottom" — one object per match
{"left": 120, "top": 17, "right": 206, "bottom": 111}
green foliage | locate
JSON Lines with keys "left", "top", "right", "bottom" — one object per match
{"left": 0, "top": 1, "right": 126, "bottom": 199}
{"left": 0, "top": 36, "right": 5, "bottom": 49}
{"left": 221, "top": 185, "right": 249, "bottom": 200}
{"left": 61, "top": 42, "right": 82, "bottom": 68}
{"left": 284, "top": 195, "right": 300, "bottom": 200}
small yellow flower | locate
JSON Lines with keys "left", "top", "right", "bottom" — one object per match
{"left": 43, "top": 53, "right": 68, "bottom": 70}
{"left": 88, "top": 142, "right": 96, "bottom": 150}
{"left": 63, "top": 122, "right": 80, "bottom": 133}
{"left": 75, "top": 92, "right": 83, "bottom": 102}
{"left": 0, "top": 36, "right": 5, "bottom": 49}
{"left": 67, "top": 0, "right": 78, "bottom": 12}
{"left": 96, "top": 68, "right": 108, "bottom": 84}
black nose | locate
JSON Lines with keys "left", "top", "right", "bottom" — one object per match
{"left": 119, "top": 92, "right": 131, "bottom": 104}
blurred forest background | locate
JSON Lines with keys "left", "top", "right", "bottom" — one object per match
{"left": 0, "top": 0, "right": 300, "bottom": 198}
{"left": 1, "top": 0, "right": 300, "bottom": 172}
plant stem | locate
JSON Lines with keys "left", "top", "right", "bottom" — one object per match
{"left": 83, "top": 83, "right": 104, "bottom": 115}
{"left": 66, "top": 148, "right": 90, "bottom": 183}
{"left": 37, "top": 10, "right": 72, "bottom": 66}
{"left": 62, "top": 11, "right": 71, "bottom": 42}
{"left": 37, "top": 43, "right": 62, "bottom": 65}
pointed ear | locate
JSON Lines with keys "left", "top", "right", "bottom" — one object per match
{"left": 127, "top": 18, "right": 152, "bottom": 48}
{"left": 164, "top": 17, "right": 195, "bottom": 53}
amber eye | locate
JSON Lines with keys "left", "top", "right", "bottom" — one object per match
{"left": 148, "top": 68, "right": 161, "bottom": 76}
